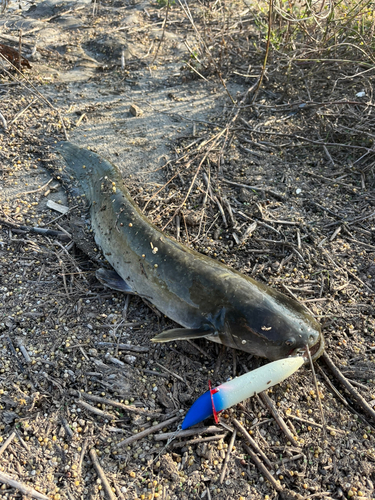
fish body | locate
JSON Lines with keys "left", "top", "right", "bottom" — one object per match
{"left": 57, "top": 142, "right": 324, "bottom": 361}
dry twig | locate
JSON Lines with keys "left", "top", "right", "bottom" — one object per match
{"left": 232, "top": 419, "right": 273, "bottom": 468}
{"left": 0, "top": 431, "right": 16, "bottom": 456}
{"left": 219, "top": 428, "right": 237, "bottom": 484}
{"left": 288, "top": 415, "right": 345, "bottom": 435}
{"left": 259, "top": 392, "right": 296, "bottom": 443}
{"left": 89, "top": 448, "right": 117, "bottom": 500}
{"left": 76, "top": 391, "right": 162, "bottom": 416}
{"left": 222, "top": 178, "right": 286, "bottom": 201}
{"left": 78, "top": 438, "right": 89, "bottom": 472}
{"left": 0, "top": 471, "right": 49, "bottom": 500}
{"left": 154, "top": 361, "right": 186, "bottom": 383}
{"left": 322, "top": 352, "right": 375, "bottom": 423}
{"left": 170, "top": 433, "right": 227, "bottom": 449}
{"left": 154, "top": 425, "right": 223, "bottom": 442}
{"left": 117, "top": 415, "right": 180, "bottom": 448}
{"left": 242, "top": 444, "right": 281, "bottom": 492}
{"left": 77, "top": 400, "right": 116, "bottom": 420}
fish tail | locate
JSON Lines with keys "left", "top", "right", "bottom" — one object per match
{"left": 56, "top": 141, "right": 117, "bottom": 200}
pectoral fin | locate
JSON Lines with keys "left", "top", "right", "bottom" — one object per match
{"left": 96, "top": 268, "right": 134, "bottom": 293}
{"left": 152, "top": 327, "right": 215, "bottom": 343}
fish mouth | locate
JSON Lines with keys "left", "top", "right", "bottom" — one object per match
{"left": 309, "top": 333, "right": 325, "bottom": 361}
{"left": 292, "top": 333, "right": 325, "bottom": 363}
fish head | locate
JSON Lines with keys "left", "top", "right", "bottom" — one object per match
{"left": 221, "top": 294, "right": 324, "bottom": 361}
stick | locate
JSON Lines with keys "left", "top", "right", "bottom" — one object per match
{"left": 151, "top": 0, "right": 171, "bottom": 63}
{"left": 113, "top": 481, "right": 126, "bottom": 500}
{"left": 249, "top": 0, "right": 273, "bottom": 105}
{"left": 322, "top": 352, "right": 375, "bottom": 423}
{"left": 77, "top": 391, "right": 159, "bottom": 416}
{"left": 10, "top": 98, "right": 37, "bottom": 125}
{"left": 175, "top": 215, "right": 181, "bottom": 241}
{"left": 0, "top": 471, "right": 49, "bottom": 500}
{"left": 78, "top": 438, "right": 89, "bottom": 472}
{"left": 2, "top": 222, "right": 70, "bottom": 240}
{"left": 287, "top": 415, "right": 345, "bottom": 435}
{"left": 281, "top": 453, "right": 305, "bottom": 463}
{"left": 154, "top": 425, "right": 223, "bottom": 442}
{"left": 143, "top": 369, "right": 169, "bottom": 378}
{"left": 0, "top": 431, "right": 16, "bottom": 456}
{"left": 219, "top": 429, "right": 236, "bottom": 484}
{"left": 77, "top": 400, "right": 116, "bottom": 420}
{"left": 222, "top": 178, "right": 286, "bottom": 201}
{"left": 307, "top": 346, "right": 326, "bottom": 440}
{"left": 17, "top": 178, "right": 53, "bottom": 196}
{"left": 154, "top": 361, "right": 186, "bottom": 383}
{"left": 0, "top": 111, "right": 7, "bottom": 129}
{"left": 117, "top": 415, "right": 180, "bottom": 448}
{"left": 215, "top": 196, "right": 228, "bottom": 228}
{"left": 185, "top": 60, "right": 209, "bottom": 81}
{"left": 232, "top": 419, "right": 273, "bottom": 469}
{"left": 61, "top": 418, "right": 74, "bottom": 440}
{"left": 89, "top": 448, "right": 116, "bottom": 500}
{"left": 242, "top": 444, "right": 282, "bottom": 492}
{"left": 18, "top": 29, "right": 22, "bottom": 71}
{"left": 96, "top": 342, "right": 150, "bottom": 353}
{"left": 170, "top": 433, "right": 227, "bottom": 449}
{"left": 259, "top": 392, "right": 296, "bottom": 443}
{"left": 15, "top": 430, "right": 30, "bottom": 452}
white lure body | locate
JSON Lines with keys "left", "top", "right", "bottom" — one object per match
{"left": 217, "top": 356, "right": 304, "bottom": 410}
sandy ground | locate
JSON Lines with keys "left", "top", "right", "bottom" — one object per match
{"left": 1, "top": 1, "right": 375, "bottom": 499}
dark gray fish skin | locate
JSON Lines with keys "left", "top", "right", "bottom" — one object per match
{"left": 56, "top": 141, "right": 324, "bottom": 361}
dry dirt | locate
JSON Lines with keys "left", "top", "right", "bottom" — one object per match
{"left": 0, "top": 1, "right": 375, "bottom": 500}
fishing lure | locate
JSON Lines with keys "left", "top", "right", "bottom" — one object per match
{"left": 182, "top": 356, "right": 304, "bottom": 429}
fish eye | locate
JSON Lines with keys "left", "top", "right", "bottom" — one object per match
{"left": 284, "top": 338, "right": 296, "bottom": 347}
